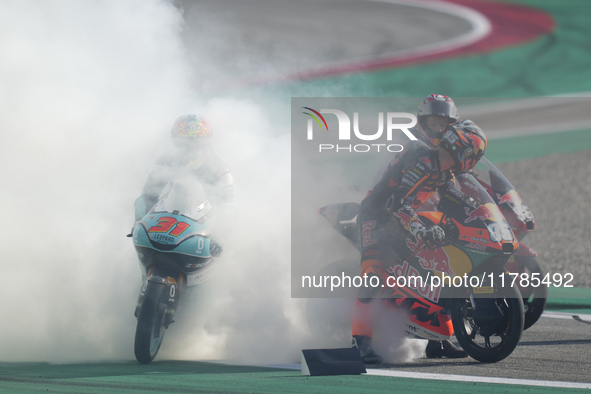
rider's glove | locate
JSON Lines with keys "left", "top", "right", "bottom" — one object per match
{"left": 210, "top": 238, "right": 223, "bottom": 257}
{"left": 410, "top": 222, "right": 445, "bottom": 244}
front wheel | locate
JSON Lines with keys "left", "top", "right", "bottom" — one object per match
{"left": 134, "top": 281, "right": 167, "bottom": 364}
{"left": 451, "top": 275, "right": 524, "bottom": 362}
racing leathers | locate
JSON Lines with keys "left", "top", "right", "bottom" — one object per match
{"left": 352, "top": 139, "right": 451, "bottom": 338}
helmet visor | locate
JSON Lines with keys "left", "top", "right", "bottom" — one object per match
{"left": 420, "top": 100, "right": 458, "bottom": 119}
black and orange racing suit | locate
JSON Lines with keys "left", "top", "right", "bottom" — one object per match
{"left": 352, "top": 139, "right": 452, "bottom": 338}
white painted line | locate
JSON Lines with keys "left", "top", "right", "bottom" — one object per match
{"left": 459, "top": 95, "right": 591, "bottom": 139}
{"left": 485, "top": 120, "right": 591, "bottom": 140}
{"left": 209, "top": 0, "right": 491, "bottom": 89}
{"left": 366, "top": 369, "right": 591, "bottom": 389}
{"left": 267, "top": 362, "right": 591, "bottom": 389}
{"left": 542, "top": 311, "right": 591, "bottom": 321}
{"left": 367, "top": 0, "right": 491, "bottom": 61}
{"left": 263, "top": 363, "right": 302, "bottom": 370}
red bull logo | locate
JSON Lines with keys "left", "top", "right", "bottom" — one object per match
{"left": 406, "top": 239, "right": 455, "bottom": 276}
{"left": 496, "top": 190, "right": 518, "bottom": 206}
{"left": 386, "top": 260, "right": 443, "bottom": 304}
{"left": 362, "top": 221, "right": 377, "bottom": 247}
{"left": 464, "top": 205, "right": 496, "bottom": 224}
{"left": 393, "top": 208, "right": 414, "bottom": 229}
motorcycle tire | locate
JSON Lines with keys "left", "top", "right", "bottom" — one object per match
{"left": 134, "top": 281, "right": 167, "bottom": 364}
{"left": 517, "top": 256, "right": 548, "bottom": 331}
{"left": 451, "top": 273, "right": 524, "bottom": 363}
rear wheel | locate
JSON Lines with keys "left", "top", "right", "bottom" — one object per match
{"left": 517, "top": 256, "right": 548, "bottom": 330}
{"left": 134, "top": 281, "right": 167, "bottom": 364}
{"left": 452, "top": 274, "right": 524, "bottom": 362}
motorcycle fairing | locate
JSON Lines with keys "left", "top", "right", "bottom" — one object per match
{"left": 474, "top": 157, "right": 535, "bottom": 235}
{"left": 514, "top": 243, "right": 537, "bottom": 257}
{"left": 134, "top": 245, "right": 212, "bottom": 272}
{"left": 438, "top": 175, "right": 519, "bottom": 255}
{"left": 318, "top": 203, "right": 360, "bottom": 248}
{"left": 134, "top": 212, "right": 212, "bottom": 258}
{"left": 381, "top": 280, "right": 453, "bottom": 340}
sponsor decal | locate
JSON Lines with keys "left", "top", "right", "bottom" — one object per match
{"left": 386, "top": 260, "right": 442, "bottom": 303}
{"left": 153, "top": 233, "right": 175, "bottom": 243}
{"left": 473, "top": 286, "right": 494, "bottom": 294}
{"left": 462, "top": 180, "right": 478, "bottom": 191}
{"left": 466, "top": 242, "right": 487, "bottom": 252}
{"left": 464, "top": 205, "right": 495, "bottom": 223}
{"left": 496, "top": 190, "right": 517, "bottom": 206}
{"left": 184, "top": 260, "right": 211, "bottom": 269}
{"left": 392, "top": 208, "right": 413, "bottom": 228}
{"left": 406, "top": 239, "right": 455, "bottom": 276}
{"left": 362, "top": 221, "right": 377, "bottom": 247}
{"left": 364, "top": 250, "right": 380, "bottom": 257}
{"left": 448, "top": 188, "right": 464, "bottom": 198}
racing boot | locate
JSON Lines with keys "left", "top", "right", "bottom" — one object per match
{"left": 352, "top": 335, "right": 383, "bottom": 364}
{"left": 472, "top": 298, "right": 505, "bottom": 337}
{"left": 425, "top": 340, "right": 468, "bottom": 359}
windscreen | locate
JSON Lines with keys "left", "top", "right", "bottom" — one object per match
{"left": 153, "top": 177, "right": 212, "bottom": 221}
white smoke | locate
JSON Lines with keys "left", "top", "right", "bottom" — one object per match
{"left": 0, "top": 0, "right": 195, "bottom": 362}
{"left": 0, "top": 0, "right": 312, "bottom": 364}
{"left": 371, "top": 302, "right": 428, "bottom": 363}
{"left": 0, "top": 0, "right": 419, "bottom": 365}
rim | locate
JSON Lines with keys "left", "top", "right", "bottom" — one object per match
{"left": 460, "top": 298, "right": 511, "bottom": 351}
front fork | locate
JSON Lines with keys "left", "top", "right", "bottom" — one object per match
{"left": 135, "top": 265, "right": 183, "bottom": 328}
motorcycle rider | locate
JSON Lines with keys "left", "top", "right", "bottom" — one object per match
{"left": 133, "top": 114, "right": 234, "bottom": 257}
{"left": 352, "top": 95, "right": 488, "bottom": 363}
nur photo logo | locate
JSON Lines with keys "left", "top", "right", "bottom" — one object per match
{"left": 302, "top": 107, "right": 418, "bottom": 153}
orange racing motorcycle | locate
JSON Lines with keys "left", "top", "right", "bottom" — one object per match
{"left": 314, "top": 172, "right": 526, "bottom": 362}
{"left": 416, "top": 157, "right": 546, "bottom": 330}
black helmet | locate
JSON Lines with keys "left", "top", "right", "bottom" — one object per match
{"left": 417, "top": 94, "right": 459, "bottom": 149}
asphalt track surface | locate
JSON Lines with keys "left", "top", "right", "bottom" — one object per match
{"left": 180, "top": 0, "right": 476, "bottom": 85}
{"left": 365, "top": 312, "right": 591, "bottom": 385}
{"left": 2, "top": 313, "right": 591, "bottom": 392}
{"left": 3, "top": 1, "right": 591, "bottom": 393}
